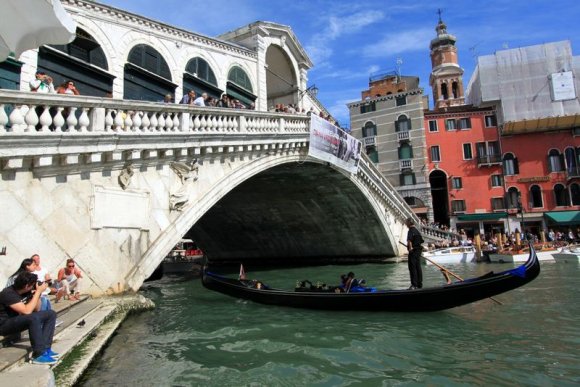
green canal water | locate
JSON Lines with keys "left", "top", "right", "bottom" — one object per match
{"left": 80, "top": 261, "right": 580, "bottom": 386}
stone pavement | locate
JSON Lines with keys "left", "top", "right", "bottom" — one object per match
{"left": 0, "top": 294, "right": 154, "bottom": 386}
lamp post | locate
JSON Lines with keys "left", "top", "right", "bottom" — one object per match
{"left": 299, "top": 84, "right": 318, "bottom": 100}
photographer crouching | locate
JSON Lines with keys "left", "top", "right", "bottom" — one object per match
{"left": 0, "top": 272, "right": 59, "bottom": 365}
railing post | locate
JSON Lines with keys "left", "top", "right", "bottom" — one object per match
{"left": 239, "top": 115, "right": 246, "bottom": 133}
{"left": 90, "top": 107, "right": 105, "bottom": 132}
{"left": 279, "top": 117, "right": 285, "bottom": 133}
{"left": 180, "top": 112, "right": 190, "bottom": 132}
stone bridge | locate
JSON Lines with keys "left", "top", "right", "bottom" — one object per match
{"left": 0, "top": 90, "right": 417, "bottom": 295}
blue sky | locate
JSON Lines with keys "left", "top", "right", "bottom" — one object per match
{"left": 97, "top": 0, "right": 579, "bottom": 127}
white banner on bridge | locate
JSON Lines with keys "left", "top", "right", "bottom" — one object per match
{"left": 308, "top": 114, "right": 362, "bottom": 174}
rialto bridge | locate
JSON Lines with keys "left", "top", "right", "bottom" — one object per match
{"left": 0, "top": 90, "right": 425, "bottom": 295}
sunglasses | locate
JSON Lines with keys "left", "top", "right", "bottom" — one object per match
{"left": 67, "top": 264, "right": 75, "bottom": 268}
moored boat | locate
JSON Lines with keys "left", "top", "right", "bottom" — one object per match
{"left": 202, "top": 245, "right": 540, "bottom": 312}
{"left": 489, "top": 248, "right": 555, "bottom": 263}
{"left": 423, "top": 245, "right": 477, "bottom": 265}
{"left": 163, "top": 239, "right": 203, "bottom": 274}
{"left": 551, "top": 245, "right": 580, "bottom": 263}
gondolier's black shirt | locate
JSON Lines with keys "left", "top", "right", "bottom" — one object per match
{"left": 407, "top": 227, "right": 424, "bottom": 249}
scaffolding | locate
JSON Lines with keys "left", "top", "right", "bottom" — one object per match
{"left": 466, "top": 40, "right": 580, "bottom": 127}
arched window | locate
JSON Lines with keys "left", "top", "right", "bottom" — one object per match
{"left": 452, "top": 81, "right": 459, "bottom": 98}
{"left": 503, "top": 153, "right": 519, "bottom": 175}
{"left": 366, "top": 147, "right": 379, "bottom": 163}
{"left": 228, "top": 66, "right": 253, "bottom": 92}
{"left": 565, "top": 147, "right": 579, "bottom": 175}
{"left": 42, "top": 27, "right": 112, "bottom": 96}
{"left": 362, "top": 121, "right": 377, "bottom": 137}
{"left": 127, "top": 44, "right": 171, "bottom": 80}
{"left": 554, "top": 184, "right": 569, "bottom": 206}
{"left": 185, "top": 57, "right": 217, "bottom": 86}
{"left": 50, "top": 28, "right": 108, "bottom": 70}
{"left": 395, "top": 115, "right": 411, "bottom": 132}
{"left": 506, "top": 187, "right": 520, "bottom": 209}
{"left": 226, "top": 66, "right": 256, "bottom": 107}
{"left": 440, "top": 83, "right": 448, "bottom": 100}
{"left": 398, "top": 143, "right": 413, "bottom": 159}
{"left": 548, "top": 149, "right": 564, "bottom": 172}
{"left": 530, "top": 185, "right": 543, "bottom": 208}
{"left": 571, "top": 183, "right": 580, "bottom": 205}
{"left": 124, "top": 44, "right": 174, "bottom": 101}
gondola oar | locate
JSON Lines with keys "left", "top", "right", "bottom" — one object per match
{"left": 398, "top": 241, "right": 503, "bottom": 305}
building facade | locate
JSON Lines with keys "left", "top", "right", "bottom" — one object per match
{"left": 467, "top": 41, "right": 580, "bottom": 236}
{"left": 348, "top": 73, "right": 432, "bottom": 221}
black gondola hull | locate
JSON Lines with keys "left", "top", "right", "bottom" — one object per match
{"left": 202, "top": 247, "right": 540, "bottom": 312}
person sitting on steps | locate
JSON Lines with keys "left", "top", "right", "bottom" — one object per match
{"left": 56, "top": 259, "right": 83, "bottom": 302}
{"left": 0, "top": 272, "right": 59, "bottom": 365}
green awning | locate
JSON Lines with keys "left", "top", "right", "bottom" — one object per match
{"left": 544, "top": 211, "right": 580, "bottom": 225}
{"left": 457, "top": 212, "right": 508, "bottom": 221}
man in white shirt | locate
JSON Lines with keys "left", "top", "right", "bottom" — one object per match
{"left": 31, "top": 254, "right": 56, "bottom": 311}
{"left": 193, "top": 92, "right": 208, "bottom": 107}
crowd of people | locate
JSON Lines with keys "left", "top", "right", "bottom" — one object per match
{"left": 28, "top": 72, "right": 345, "bottom": 128}
{"left": 422, "top": 225, "right": 580, "bottom": 254}
{"left": 0, "top": 254, "right": 83, "bottom": 365}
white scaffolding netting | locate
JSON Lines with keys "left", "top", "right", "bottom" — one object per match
{"left": 466, "top": 40, "right": 580, "bottom": 125}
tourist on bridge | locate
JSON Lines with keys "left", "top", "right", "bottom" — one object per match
{"left": 0, "top": 272, "right": 59, "bottom": 364}
{"left": 179, "top": 89, "right": 196, "bottom": 105}
{"left": 29, "top": 71, "right": 55, "bottom": 94}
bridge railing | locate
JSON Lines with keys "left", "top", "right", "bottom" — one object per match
{"left": 357, "top": 154, "right": 417, "bottom": 223}
{"left": 0, "top": 90, "right": 309, "bottom": 137}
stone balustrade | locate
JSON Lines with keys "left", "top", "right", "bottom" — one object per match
{"left": 421, "top": 225, "right": 460, "bottom": 242}
{"left": 0, "top": 90, "right": 309, "bottom": 156}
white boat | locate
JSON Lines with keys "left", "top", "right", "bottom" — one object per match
{"left": 551, "top": 246, "right": 580, "bottom": 263}
{"left": 423, "top": 246, "right": 477, "bottom": 265}
{"left": 163, "top": 239, "right": 203, "bottom": 274}
{"left": 489, "top": 249, "right": 556, "bottom": 263}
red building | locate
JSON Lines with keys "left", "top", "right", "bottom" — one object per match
{"left": 501, "top": 127, "right": 580, "bottom": 237}
{"left": 425, "top": 106, "right": 505, "bottom": 237}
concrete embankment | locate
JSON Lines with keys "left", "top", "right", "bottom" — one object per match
{"left": 0, "top": 294, "right": 154, "bottom": 387}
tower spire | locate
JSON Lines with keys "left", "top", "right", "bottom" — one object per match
{"left": 428, "top": 16, "right": 465, "bottom": 110}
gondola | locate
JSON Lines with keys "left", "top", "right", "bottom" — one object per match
{"left": 201, "top": 245, "right": 540, "bottom": 312}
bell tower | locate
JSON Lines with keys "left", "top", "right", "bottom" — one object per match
{"left": 429, "top": 10, "right": 465, "bottom": 109}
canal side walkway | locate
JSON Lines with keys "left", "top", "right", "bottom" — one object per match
{"left": 0, "top": 294, "right": 154, "bottom": 386}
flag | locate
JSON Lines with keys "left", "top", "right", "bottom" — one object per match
{"left": 239, "top": 264, "right": 246, "bottom": 280}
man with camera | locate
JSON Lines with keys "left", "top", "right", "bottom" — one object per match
{"left": 0, "top": 272, "right": 59, "bottom": 365}
{"left": 29, "top": 71, "right": 56, "bottom": 94}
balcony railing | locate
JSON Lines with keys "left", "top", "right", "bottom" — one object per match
{"left": 399, "top": 159, "right": 413, "bottom": 170}
{"left": 362, "top": 136, "right": 376, "bottom": 147}
{"left": 397, "top": 131, "right": 410, "bottom": 142}
{"left": 477, "top": 154, "right": 502, "bottom": 166}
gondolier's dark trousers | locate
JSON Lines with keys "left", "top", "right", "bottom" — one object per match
{"left": 408, "top": 247, "right": 423, "bottom": 288}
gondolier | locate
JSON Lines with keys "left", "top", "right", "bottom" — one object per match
{"left": 406, "top": 218, "right": 424, "bottom": 290}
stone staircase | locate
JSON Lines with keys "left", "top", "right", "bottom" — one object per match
{"left": 0, "top": 294, "right": 153, "bottom": 386}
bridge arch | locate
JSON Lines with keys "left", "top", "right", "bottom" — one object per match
{"left": 129, "top": 155, "right": 399, "bottom": 286}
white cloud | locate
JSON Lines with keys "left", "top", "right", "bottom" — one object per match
{"left": 306, "top": 10, "right": 385, "bottom": 65}
{"left": 362, "top": 28, "right": 433, "bottom": 58}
